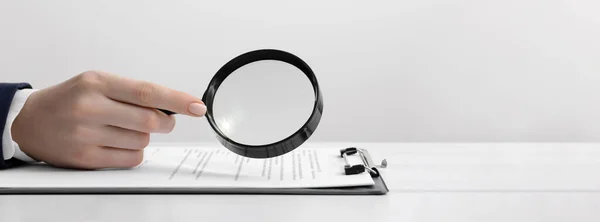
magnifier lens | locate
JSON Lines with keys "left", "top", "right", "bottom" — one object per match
{"left": 212, "top": 60, "right": 315, "bottom": 145}
{"left": 201, "top": 49, "right": 323, "bottom": 158}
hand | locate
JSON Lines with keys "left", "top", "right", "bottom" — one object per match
{"left": 11, "top": 71, "right": 206, "bottom": 169}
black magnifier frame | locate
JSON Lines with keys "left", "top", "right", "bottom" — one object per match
{"left": 161, "top": 49, "right": 323, "bottom": 158}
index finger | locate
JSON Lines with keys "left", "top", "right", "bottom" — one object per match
{"left": 98, "top": 72, "right": 206, "bottom": 117}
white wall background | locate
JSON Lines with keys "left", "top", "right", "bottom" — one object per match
{"left": 1, "top": 0, "right": 599, "bottom": 143}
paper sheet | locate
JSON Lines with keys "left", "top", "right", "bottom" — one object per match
{"left": 0, "top": 146, "right": 374, "bottom": 189}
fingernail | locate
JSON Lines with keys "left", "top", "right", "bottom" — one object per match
{"left": 189, "top": 103, "right": 206, "bottom": 116}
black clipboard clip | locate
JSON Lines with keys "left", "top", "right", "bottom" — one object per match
{"left": 340, "top": 147, "right": 387, "bottom": 177}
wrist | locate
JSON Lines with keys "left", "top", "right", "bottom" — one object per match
{"left": 11, "top": 89, "right": 39, "bottom": 161}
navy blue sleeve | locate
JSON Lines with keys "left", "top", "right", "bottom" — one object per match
{"left": 0, "top": 83, "right": 32, "bottom": 169}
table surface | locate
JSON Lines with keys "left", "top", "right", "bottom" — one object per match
{"left": 2, "top": 142, "right": 600, "bottom": 222}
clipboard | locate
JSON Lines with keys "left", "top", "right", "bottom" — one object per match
{"left": 0, "top": 147, "right": 389, "bottom": 195}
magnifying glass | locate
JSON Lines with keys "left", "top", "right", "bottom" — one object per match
{"left": 160, "top": 49, "right": 323, "bottom": 158}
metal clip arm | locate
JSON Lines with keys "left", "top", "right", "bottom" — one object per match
{"left": 339, "top": 147, "right": 387, "bottom": 177}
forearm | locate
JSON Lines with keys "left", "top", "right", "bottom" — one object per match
{"left": 0, "top": 83, "right": 35, "bottom": 169}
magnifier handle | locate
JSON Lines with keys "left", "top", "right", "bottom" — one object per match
{"left": 158, "top": 109, "right": 176, "bottom": 115}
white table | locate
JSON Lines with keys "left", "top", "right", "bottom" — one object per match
{"left": 2, "top": 142, "right": 600, "bottom": 222}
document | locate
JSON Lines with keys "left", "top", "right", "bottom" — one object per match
{"left": 0, "top": 146, "right": 375, "bottom": 189}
